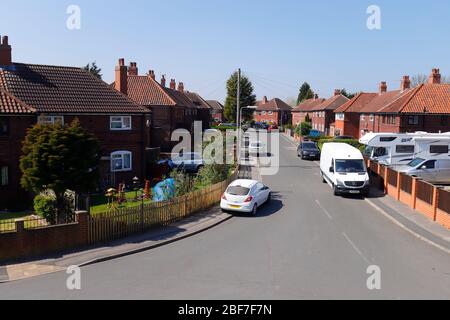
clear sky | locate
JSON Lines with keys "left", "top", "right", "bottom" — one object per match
{"left": 0, "top": 0, "right": 449, "bottom": 103}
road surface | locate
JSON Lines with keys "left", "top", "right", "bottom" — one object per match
{"left": 0, "top": 135, "right": 449, "bottom": 299}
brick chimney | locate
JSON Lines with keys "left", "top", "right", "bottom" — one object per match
{"left": 0, "top": 35, "right": 12, "bottom": 66}
{"left": 314, "top": 94, "right": 319, "bottom": 100}
{"left": 128, "top": 62, "right": 138, "bottom": 76}
{"left": 170, "top": 79, "right": 176, "bottom": 90}
{"left": 400, "top": 76, "right": 411, "bottom": 91}
{"left": 115, "top": 58, "right": 128, "bottom": 95}
{"left": 262, "top": 96, "right": 268, "bottom": 104}
{"left": 148, "top": 70, "right": 155, "bottom": 80}
{"left": 379, "top": 81, "right": 387, "bottom": 94}
{"left": 428, "top": 68, "right": 441, "bottom": 84}
{"left": 334, "top": 89, "right": 341, "bottom": 96}
{"left": 160, "top": 75, "right": 166, "bottom": 87}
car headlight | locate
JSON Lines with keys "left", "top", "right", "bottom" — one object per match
{"left": 336, "top": 179, "right": 345, "bottom": 187}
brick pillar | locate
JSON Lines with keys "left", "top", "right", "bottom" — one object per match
{"left": 75, "top": 211, "right": 89, "bottom": 245}
{"left": 432, "top": 187, "right": 439, "bottom": 221}
{"left": 397, "top": 172, "right": 401, "bottom": 200}
{"left": 383, "top": 166, "right": 388, "bottom": 195}
{"left": 15, "top": 219, "right": 25, "bottom": 233}
{"left": 412, "top": 178, "right": 418, "bottom": 210}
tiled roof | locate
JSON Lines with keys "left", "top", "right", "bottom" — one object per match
{"left": 292, "top": 97, "right": 326, "bottom": 112}
{"left": 165, "top": 88, "right": 197, "bottom": 109}
{"left": 206, "top": 100, "right": 224, "bottom": 111}
{"left": 334, "top": 93, "right": 378, "bottom": 113}
{"left": 311, "top": 95, "right": 350, "bottom": 111}
{"left": 127, "top": 76, "right": 175, "bottom": 106}
{"left": 257, "top": 98, "right": 292, "bottom": 111}
{"left": 0, "top": 87, "right": 35, "bottom": 114}
{"left": 358, "top": 89, "right": 414, "bottom": 113}
{"left": 392, "top": 84, "right": 449, "bottom": 114}
{"left": 0, "top": 63, "right": 148, "bottom": 114}
{"left": 185, "top": 92, "right": 211, "bottom": 109}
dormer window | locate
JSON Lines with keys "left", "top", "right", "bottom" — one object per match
{"left": 110, "top": 116, "right": 132, "bottom": 131}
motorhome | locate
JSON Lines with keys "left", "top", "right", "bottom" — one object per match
{"left": 360, "top": 132, "right": 450, "bottom": 166}
{"left": 320, "top": 143, "right": 370, "bottom": 197}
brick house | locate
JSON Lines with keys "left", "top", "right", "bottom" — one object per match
{"left": 254, "top": 96, "right": 292, "bottom": 126}
{"left": 334, "top": 69, "right": 450, "bottom": 139}
{"left": 309, "top": 90, "right": 349, "bottom": 135}
{"left": 113, "top": 60, "right": 198, "bottom": 151}
{"left": 0, "top": 36, "right": 150, "bottom": 210}
{"left": 291, "top": 95, "right": 325, "bottom": 126}
{"left": 185, "top": 91, "right": 213, "bottom": 130}
{"left": 206, "top": 100, "right": 224, "bottom": 123}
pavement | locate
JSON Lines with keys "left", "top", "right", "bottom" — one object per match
{"left": 0, "top": 134, "right": 449, "bottom": 299}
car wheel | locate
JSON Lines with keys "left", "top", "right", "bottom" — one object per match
{"left": 266, "top": 193, "right": 272, "bottom": 203}
{"left": 252, "top": 204, "right": 258, "bottom": 216}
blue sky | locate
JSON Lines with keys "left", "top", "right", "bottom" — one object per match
{"left": 0, "top": 0, "right": 449, "bottom": 103}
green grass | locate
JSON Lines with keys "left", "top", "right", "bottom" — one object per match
{"left": 90, "top": 191, "right": 152, "bottom": 215}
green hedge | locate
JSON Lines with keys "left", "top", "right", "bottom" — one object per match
{"left": 317, "top": 138, "right": 365, "bottom": 152}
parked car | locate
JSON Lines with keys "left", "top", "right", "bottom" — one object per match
{"left": 298, "top": 141, "right": 321, "bottom": 160}
{"left": 221, "top": 179, "right": 271, "bottom": 216}
{"left": 249, "top": 141, "right": 267, "bottom": 156}
{"left": 397, "top": 158, "right": 450, "bottom": 183}
{"left": 320, "top": 143, "right": 370, "bottom": 197}
{"left": 171, "top": 152, "right": 204, "bottom": 173}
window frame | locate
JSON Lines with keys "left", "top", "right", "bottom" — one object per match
{"left": 110, "top": 151, "right": 133, "bottom": 172}
{"left": 0, "top": 117, "right": 9, "bottom": 135}
{"left": 408, "top": 115, "right": 419, "bottom": 126}
{"left": 38, "top": 115, "right": 64, "bottom": 126}
{"left": 110, "top": 116, "right": 132, "bottom": 131}
{"left": 0, "top": 166, "right": 8, "bottom": 186}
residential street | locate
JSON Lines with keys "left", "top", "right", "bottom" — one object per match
{"left": 0, "top": 135, "right": 449, "bottom": 300}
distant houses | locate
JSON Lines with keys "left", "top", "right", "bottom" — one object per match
{"left": 254, "top": 96, "right": 292, "bottom": 127}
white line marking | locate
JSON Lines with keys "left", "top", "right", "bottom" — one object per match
{"left": 342, "top": 232, "right": 372, "bottom": 265}
{"left": 365, "top": 198, "right": 450, "bottom": 255}
{"left": 315, "top": 200, "right": 333, "bottom": 220}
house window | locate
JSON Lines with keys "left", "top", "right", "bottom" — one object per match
{"left": 383, "top": 115, "right": 396, "bottom": 125}
{"left": 396, "top": 145, "right": 415, "bottom": 154}
{"left": 336, "top": 113, "right": 345, "bottom": 121}
{"left": 430, "top": 145, "right": 449, "bottom": 154}
{"left": 38, "top": 115, "right": 64, "bottom": 125}
{"left": 370, "top": 114, "right": 374, "bottom": 122}
{"left": 408, "top": 115, "right": 419, "bottom": 126}
{"left": 0, "top": 118, "right": 8, "bottom": 135}
{"left": 110, "top": 116, "right": 132, "bottom": 130}
{"left": 268, "top": 111, "right": 273, "bottom": 115}
{"left": 111, "top": 151, "right": 132, "bottom": 172}
{"left": 0, "top": 166, "right": 8, "bottom": 186}
{"left": 361, "top": 114, "right": 366, "bottom": 121}
{"left": 262, "top": 111, "right": 267, "bottom": 116}
{"left": 441, "top": 116, "right": 448, "bottom": 127}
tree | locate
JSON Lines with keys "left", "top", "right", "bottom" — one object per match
{"left": 411, "top": 74, "right": 428, "bottom": 87}
{"left": 224, "top": 72, "right": 256, "bottom": 122}
{"left": 297, "top": 82, "right": 315, "bottom": 105}
{"left": 83, "top": 61, "right": 102, "bottom": 79}
{"left": 20, "top": 119, "right": 101, "bottom": 222}
{"left": 340, "top": 89, "right": 356, "bottom": 99}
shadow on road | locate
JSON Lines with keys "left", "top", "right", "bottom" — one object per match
{"left": 232, "top": 192, "right": 284, "bottom": 218}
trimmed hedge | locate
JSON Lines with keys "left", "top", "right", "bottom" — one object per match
{"left": 317, "top": 138, "right": 365, "bottom": 152}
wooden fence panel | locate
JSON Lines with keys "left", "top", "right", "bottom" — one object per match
{"left": 400, "top": 174, "right": 413, "bottom": 194}
{"left": 416, "top": 180, "right": 434, "bottom": 205}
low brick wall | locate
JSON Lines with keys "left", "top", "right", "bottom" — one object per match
{"left": 436, "top": 209, "right": 450, "bottom": 229}
{"left": 0, "top": 212, "right": 89, "bottom": 263}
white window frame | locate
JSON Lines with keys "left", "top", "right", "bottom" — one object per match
{"left": 262, "top": 111, "right": 267, "bottom": 116}
{"left": 268, "top": 111, "right": 273, "bottom": 115}
{"left": 110, "top": 116, "right": 132, "bottom": 131}
{"left": 1, "top": 166, "right": 8, "bottom": 186}
{"left": 336, "top": 113, "right": 345, "bottom": 121}
{"left": 370, "top": 114, "right": 375, "bottom": 122}
{"left": 38, "top": 115, "right": 64, "bottom": 125}
{"left": 111, "top": 151, "right": 132, "bottom": 172}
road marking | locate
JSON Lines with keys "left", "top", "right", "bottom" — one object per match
{"left": 342, "top": 232, "right": 372, "bottom": 265}
{"left": 315, "top": 200, "right": 333, "bottom": 220}
{"left": 365, "top": 198, "right": 450, "bottom": 255}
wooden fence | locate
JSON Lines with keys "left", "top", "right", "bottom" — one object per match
{"left": 88, "top": 171, "right": 238, "bottom": 244}
{"left": 366, "top": 157, "right": 450, "bottom": 230}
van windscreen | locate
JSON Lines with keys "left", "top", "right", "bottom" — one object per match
{"left": 335, "top": 160, "right": 366, "bottom": 173}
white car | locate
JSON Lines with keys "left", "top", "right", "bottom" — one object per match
{"left": 249, "top": 141, "right": 267, "bottom": 155}
{"left": 221, "top": 179, "right": 271, "bottom": 216}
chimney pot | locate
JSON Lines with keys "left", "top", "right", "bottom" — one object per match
{"left": 161, "top": 75, "right": 166, "bottom": 87}
{"left": 177, "top": 82, "right": 185, "bottom": 92}
{"left": 379, "top": 81, "right": 387, "bottom": 94}
{"left": 262, "top": 96, "right": 268, "bottom": 104}
{"left": 128, "top": 62, "right": 138, "bottom": 76}
{"left": 334, "top": 89, "right": 341, "bottom": 96}
{"left": 400, "top": 76, "right": 411, "bottom": 91}
{"left": 2, "top": 36, "right": 8, "bottom": 46}
{"left": 148, "top": 70, "right": 155, "bottom": 80}
{"left": 314, "top": 94, "right": 319, "bottom": 100}
{"left": 0, "top": 35, "right": 12, "bottom": 66}
{"left": 170, "top": 79, "right": 176, "bottom": 90}
{"left": 428, "top": 68, "right": 441, "bottom": 84}
{"left": 115, "top": 58, "right": 128, "bottom": 95}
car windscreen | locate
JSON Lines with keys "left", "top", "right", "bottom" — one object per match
{"left": 302, "top": 143, "right": 317, "bottom": 150}
{"left": 407, "top": 158, "right": 425, "bottom": 167}
{"left": 227, "top": 186, "right": 250, "bottom": 196}
{"left": 335, "top": 160, "right": 366, "bottom": 173}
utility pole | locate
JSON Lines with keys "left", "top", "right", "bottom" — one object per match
{"left": 236, "top": 68, "right": 241, "bottom": 163}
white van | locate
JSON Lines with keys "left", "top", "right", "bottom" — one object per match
{"left": 320, "top": 143, "right": 370, "bottom": 196}
{"left": 397, "top": 158, "right": 450, "bottom": 184}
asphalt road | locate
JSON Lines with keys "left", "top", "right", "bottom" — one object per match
{"left": 0, "top": 135, "right": 449, "bottom": 299}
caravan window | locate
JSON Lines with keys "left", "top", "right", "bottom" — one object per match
{"left": 430, "top": 145, "right": 449, "bottom": 154}
{"left": 396, "top": 145, "right": 415, "bottom": 154}
{"left": 373, "top": 147, "right": 388, "bottom": 157}
{"left": 380, "top": 137, "right": 397, "bottom": 142}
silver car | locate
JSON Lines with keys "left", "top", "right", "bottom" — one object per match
{"left": 397, "top": 158, "right": 450, "bottom": 183}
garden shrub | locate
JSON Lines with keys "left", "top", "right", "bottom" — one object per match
{"left": 34, "top": 194, "right": 57, "bottom": 224}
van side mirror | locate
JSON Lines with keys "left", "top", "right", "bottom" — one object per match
{"left": 329, "top": 167, "right": 335, "bottom": 173}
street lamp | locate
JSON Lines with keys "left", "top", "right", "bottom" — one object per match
{"left": 133, "top": 176, "right": 140, "bottom": 201}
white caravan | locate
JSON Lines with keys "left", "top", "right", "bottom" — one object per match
{"left": 320, "top": 143, "right": 370, "bottom": 197}
{"left": 360, "top": 132, "right": 450, "bottom": 166}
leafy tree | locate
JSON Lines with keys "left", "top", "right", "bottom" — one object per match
{"left": 300, "top": 122, "right": 312, "bottom": 136}
{"left": 224, "top": 72, "right": 256, "bottom": 122}
{"left": 340, "top": 89, "right": 356, "bottom": 99}
{"left": 194, "top": 164, "right": 232, "bottom": 190}
{"left": 20, "top": 119, "right": 101, "bottom": 222}
{"left": 297, "top": 82, "right": 315, "bottom": 104}
{"left": 83, "top": 61, "right": 103, "bottom": 79}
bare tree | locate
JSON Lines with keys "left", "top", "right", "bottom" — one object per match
{"left": 411, "top": 74, "right": 428, "bottom": 87}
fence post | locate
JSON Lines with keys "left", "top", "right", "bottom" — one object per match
{"left": 383, "top": 167, "right": 388, "bottom": 194}
{"left": 412, "top": 177, "right": 418, "bottom": 210}
{"left": 397, "top": 172, "right": 401, "bottom": 200}
{"left": 140, "top": 201, "right": 144, "bottom": 231}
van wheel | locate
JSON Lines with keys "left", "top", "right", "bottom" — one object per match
{"left": 321, "top": 171, "right": 326, "bottom": 183}
{"left": 333, "top": 185, "right": 340, "bottom": 196}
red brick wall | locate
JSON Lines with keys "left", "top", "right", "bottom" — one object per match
{"left": 292, "top": 112, "right": 309, "bottom": 126}
{"left": 254, "top": 111, "right": 279, "bottom": 125}
{"left": 335, "top": 113, "right": 360, "bottom": 138}
{"left": 0, "top": 212, "right": 89, "bottom": 263}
